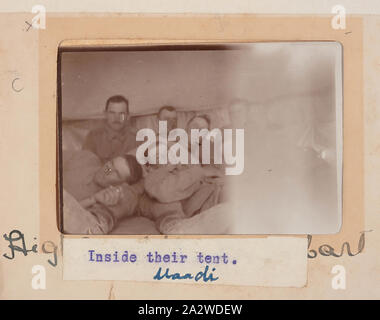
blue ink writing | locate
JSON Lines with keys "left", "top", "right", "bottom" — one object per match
{"left": 197, "top": 252, "right": 229, "bottom": 264}
{"left": 147, "top": 251, "right": 187, "bottom": 263}
{"left": 153, "top": 265, "right": 219, "bottom": 282}
{"left": 88, "top": 250, "right": 137, "bottom": 263}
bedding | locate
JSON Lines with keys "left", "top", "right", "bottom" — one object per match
{"left": 63, "top": 188, "right": 161, "bottom": 234}
{"left": 64, "top": 187, "right": 231, "bottom": 235}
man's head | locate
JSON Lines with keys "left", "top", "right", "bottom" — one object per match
{"left": 158, "top": 106, "right": 177, "bottom": 132}
{"left": 186, "top": 114, "right": 211, "bottom": 135}
{"left": 94, "top": 154, "right": 143, "bottom": 188}
{"left": 186, "top": 115, "right": 213, "bottom": 163}
{"left": 186, "top": 114, "right": 212, "bottom": 150}
{"left": 105, "top": 95, "right": 129, "bottom": 132}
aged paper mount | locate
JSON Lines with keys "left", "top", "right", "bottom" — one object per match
{"left": 1, "top": 11, "right": 379, "bottom": 299}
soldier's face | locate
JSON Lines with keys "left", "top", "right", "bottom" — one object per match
{"left": 106, "top": 102, "right": 128, "bottom": 131}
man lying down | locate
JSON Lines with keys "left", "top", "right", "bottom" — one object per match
{"left": 62, "top": 148, "right": 230, "bottom": 235}
{"left": 62, "top": 150, "right": 144, "bottom": 234}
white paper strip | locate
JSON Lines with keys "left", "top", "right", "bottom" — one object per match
{"left": 63, "top": 237, "right": 307, "bottom": 287}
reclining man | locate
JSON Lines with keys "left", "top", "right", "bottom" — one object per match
{"left": 63, "top": 150, "right": 143, "bottom": 234}
{"left": 137, "top": 114, "right": 226, "bottom": 234}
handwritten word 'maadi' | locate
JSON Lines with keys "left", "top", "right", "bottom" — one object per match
{"left": 153, "top": 265, "right": 219, "bottom": 282}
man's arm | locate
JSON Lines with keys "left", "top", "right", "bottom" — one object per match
{"left": 106, "top": 183, "right": 141, "bottom": 221}
{"left": 144, "top": 165, "right": 210, "bottom": 203}
{"left": 91, "top": 183, "right": 141, "bottom": 221}
{"left": 81, "top": 184, "right": 140, "bottom": 234}
{"left": 79, "top": 185, "right": 120, "bottom": 209}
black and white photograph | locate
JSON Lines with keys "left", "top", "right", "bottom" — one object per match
{"left": 58, "top": 42, "right": 342, "bottom": 235}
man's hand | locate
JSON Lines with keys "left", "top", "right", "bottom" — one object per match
{"left": 94, "top": 185, "right": 123, "bottom": 207}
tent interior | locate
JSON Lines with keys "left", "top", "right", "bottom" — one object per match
{"left": 60, "top": 42, "right": 341, "bottom": 234}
